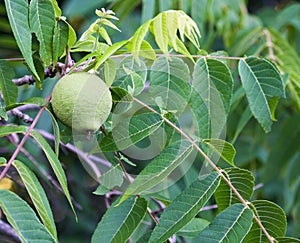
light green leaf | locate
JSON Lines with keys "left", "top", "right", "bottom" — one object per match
{"left": 104, "top": 58, "right": 116, "bottom": 86}
{"left": 238, "top": 57, "right": 285, "bottom": 132}
{"left": 0, "top": 125, "right": 27, "bottom": 137}
{"left": 51, "top": 0, "right": 61, "bottom": 17}
{"left": 99, "top": 27, "right": 112, "bottom": 46}
{"left": 99, "top": 112, "right": 163, "bottom": 152}
{"left": 0, "top": 157, "right": 7, "bottom": 165}
{"left": 29, "top": 130, "right": 76, "bottom": 218}
{"left": 0, "top": 190, "right": 55, "bottom": 242}
{"left": 4, "top": 0, "right": 39, "bottom": 80}
{"left": 177, "top": 218, "right": 210, "bottom": 238}
{"left": 0, "top": 60, "right": 17, "bottom": 106}
{"left": 215, "top": 168, "right": 254, "bottom": 212}
{"left": 93, "top": 164, "right": 124, "bottom": 195}
{"left": 121, "top": 140, "right": 194, "bottom": 203}
{"left": 53, "top": 20, "right": 69, "bottom": 66}
{"left": 13, "top": 160, "right": 57, "bottom": 241}
{"left": 91, "top": 197, "right": 147, "bottom": 243}
{"left": 152, "top": 12, "right": 168, "bottom": 54}
{"left": 149, "top": 172, "right": 221, "bottom": 243}
{"left": 193, "top": 204, "right": 253, "bottom": 243}
{"left": 94, "top": 40, "right": 128, "bottom": 70}
{"left": 245, "top": 200, "right": 287, "bottom": 242}
{"left": 30, "top": 0, "right": 56, "bottom": 66}
{"left": 150, "top": 56, "right": 191, "bottom": 114}
{"left": 203, "top": 139, "right": 236, "bottom": 166}
{"left": 193, "top": 58, "right": 233, "bottom": 115}
{"left": 5, "top": 97, "right": 46, "bottom": 111}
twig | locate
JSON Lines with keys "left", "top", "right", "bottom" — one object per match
{"left": 36, "top": 129, "right": 112, "bottom": 169}
{"left": 0, "top": 219, "right": 21, "bottom": 242}
{"left": 110, "top": 53, "right": 243, "bottom": 61}
{"left": 10, "top": 109, "right": 33, "bottom": 123}
{"left": 104, "top": 190, "right": 123, "bottom": 209}
{"left": 0, "top": 96, "right": 51, "bottom": 182}
{"left": 133, "top": 97, "right": 275, "bottom": 243}
{"left": 12, "top": 66, "right": 57, "bottom": 86}
{"left": 263, "top": 29, "right": 276, "bottom": 63}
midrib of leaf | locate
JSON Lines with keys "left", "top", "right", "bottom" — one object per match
{"left": 150, "top": 173, "right": 220, "bottom": 242}
{"left": 220, "top": 206, "right": 251, "bottom": 242}
{"left": 114, "top": 114, "right": 163, "bottom": 145}
{"left": 30, "top": 0, "right": 55, "bottom": 65}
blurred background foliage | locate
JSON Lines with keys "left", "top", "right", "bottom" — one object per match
{"left": 1, "top": 0, "right": 300, "bottom": 242}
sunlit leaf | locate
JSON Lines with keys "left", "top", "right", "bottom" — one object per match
{"left": 203, "top": 138, "right": 236, "bottom": 166}
{"left": 94, "top": 40, "right": 128, "bottom": 70}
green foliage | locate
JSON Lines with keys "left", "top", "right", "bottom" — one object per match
{"left": 0, "top": 190, "right": 56, "bottom": 242}
{"left": 0, "top": 0, "right": 300, "bottom": 242}
{"left": 91, "top": 197, "right": 147, "bottom": 243}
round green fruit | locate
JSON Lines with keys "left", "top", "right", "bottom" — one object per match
{"left": 51, "top": 72, "right": 112, "bottom": 132}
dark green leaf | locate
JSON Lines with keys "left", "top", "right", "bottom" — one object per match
{"left": 0, "top": 190, "right": 56, "bottom": 242}
{"left": 91, "top": 197, "right": 147, "bottom": 243}
{"left": 4, "top": 0, "right": 39, "bottom": 79}
{"left": 177, "top": 218, "right": 210, "bottom": 238}
{"left": 13, "top": 160, "right": 57, "bottom": 241}
{"left": 245, "top": 200, "right": 287, "bottom": 242}
{"left": 276, "top": 237, "right": 300, "bottom": 243}
{"left": 93, "top": 164, "right": 124, "bottom": 195}
{"left": 215, "top": 168, "right": 254, "bottom": 212}
{"left": 238, "top": 57, "right": 285, "bottom": 132}
{"left": 193, "top": 58, "right": 233, "bottom": 115}
{"left": 30, "top": 0, "right": 55, "bottom": 66}
{"left": 53, "top": 20, "right": 69, "bottom": 66}
{"left": 121, "top": 140, "right": 194, "bottom": 203}
{"left": 193, "top": 204, "right": 253, "bottom": 243}
{"left": 0, "top": 125, "right": 27, "bottom": 137}
{"left": 150, "top": 56, "right": 191, "bottom": 114}
{"left": 0, "top": 60, "right": 17, "bottom": 106}
{"left": 30, "top": 130, "right": 76, "bottom": 218}
{"left": 149, "top": 172, "right": 221, "bottom": 243}
{"left": 5, "top": 97, "right": 46, "bottom": 111}
{"left": 99, "top": 112, "right": 163, "bottom": 152}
